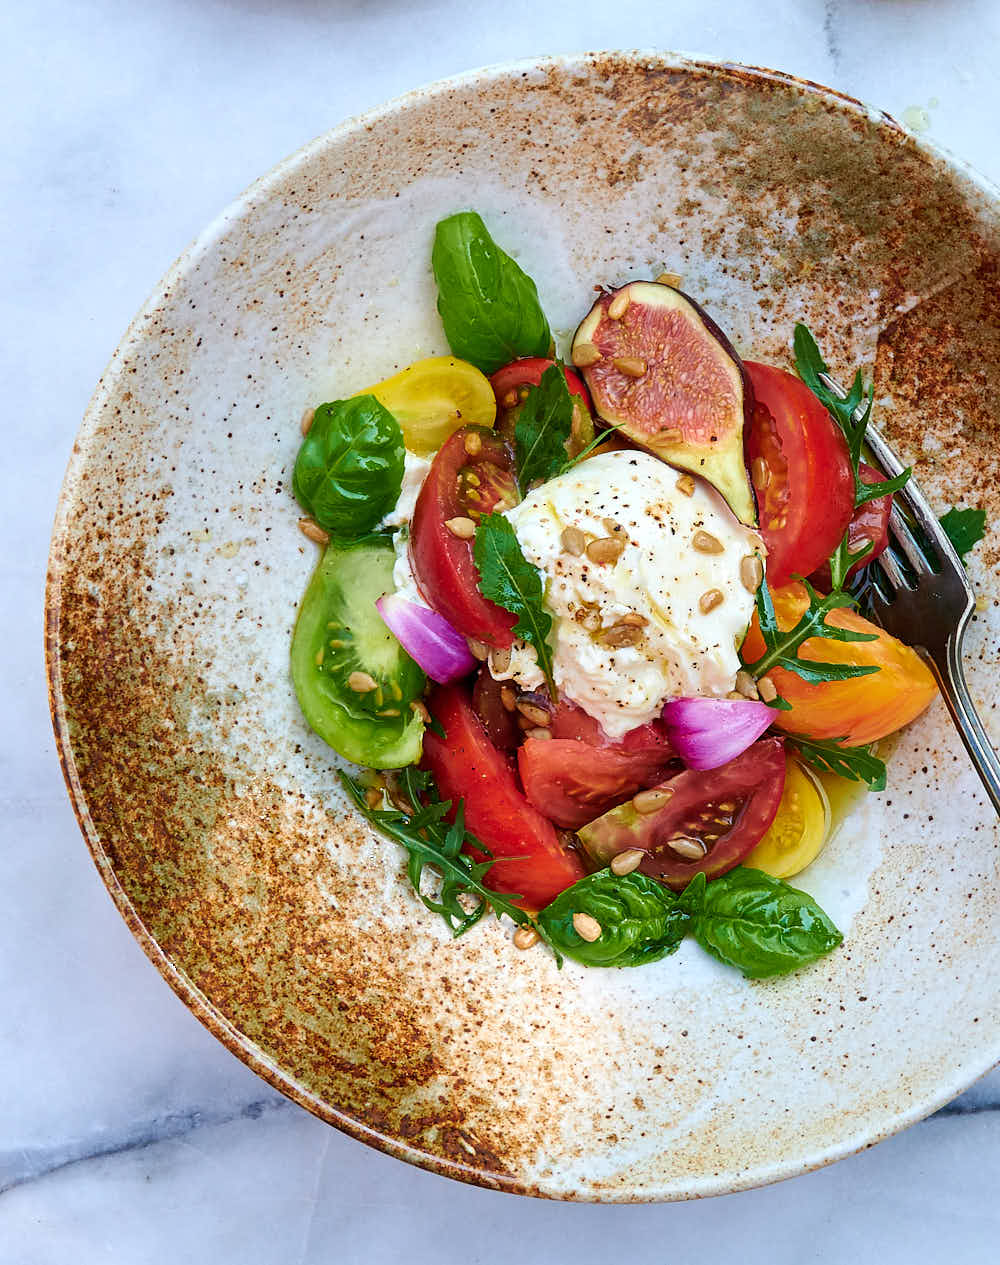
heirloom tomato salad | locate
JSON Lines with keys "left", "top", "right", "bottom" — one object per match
{"left": 289, "top": 210, "right": 950, "bottom": 978}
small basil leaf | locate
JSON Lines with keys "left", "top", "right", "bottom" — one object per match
{"left": 432, "top": 211, "right": 552, "bottom": 374}
{"left": 537, "top": 870, "right": 689, "bottom": 967}
{"left": 940, "top": 506, "right": 987, "bottom": 564}
{"left": 293, "top": 395, "right": 404, "bottom": 537}
{"left": 690, "top": 867, "right": 843, "bottom": 979}
{"left": 515, "top": 363, "right": 575, "bottom": 488}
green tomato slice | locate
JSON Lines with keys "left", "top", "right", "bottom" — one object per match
{"left": 291, "top": 535, "right": 425, "bottom": 768}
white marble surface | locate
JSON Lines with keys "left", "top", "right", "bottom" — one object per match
{"left": 4, "top": 0, "right": 1000, "bottom": 1259}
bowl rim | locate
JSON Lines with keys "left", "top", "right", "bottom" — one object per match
{"left": 45, "top": 49, "right": 1000, "bottom": 1202}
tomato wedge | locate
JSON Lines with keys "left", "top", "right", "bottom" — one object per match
{"left": 811, "top": 463, "right": 893, "bottom": 590}
{"left": 410, "top": 426, "right": 518, "bottom": 649}
{"left": 518, "top": 738, "right": 677, "bottom": 829}
{"left": 740, "top": 581, "right": 937, "bottom": 745}
{"left": 421, "top": 683, "right": 585, "bottom": 908}
{"left": 577, "top": 739, "right": 787, "bottom": 889}
{"left": 744, "top": 362, "right": 854, "bottom": 586}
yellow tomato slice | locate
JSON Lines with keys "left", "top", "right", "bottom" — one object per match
{"left": 356, "top": 356, "right": 496, "bottom": 456}
{"left": 744, "top": 754, "right": 830, "bottom": 879}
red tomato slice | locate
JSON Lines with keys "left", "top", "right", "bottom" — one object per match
{"left": 518, "top": 738, "right": 678, "bottom": 829}
{"left": 744, "top": 362, "right": 854, "bottom": 586}
{"left": 410, "top": 426, "right": 518, "bottom": 649}
{"left": 811, "top": 463, "right": 893, "bottom": 589}
{"left": 490, "top": 357, "right": 590, "bottom": 408}
{"left": 578, "top": 739, "right": 786, "bottom": 890}
{"left": 421, "top": 683, "right": 585, "bottom": 909}
{"left": 549, "top": 697, "right": 669, "bottom": 753}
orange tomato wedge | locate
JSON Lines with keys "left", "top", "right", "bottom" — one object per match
{"left": 741, "top": 581, "right": 937, "bottom": 746}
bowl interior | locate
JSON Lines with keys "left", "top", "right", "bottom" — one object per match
{"left": 47, "top": 53, "right": 1000, "bottom": 1200}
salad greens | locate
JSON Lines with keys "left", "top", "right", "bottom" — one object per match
{"left": 340, "top": 766, "right": 556, "bottom": 952}
{"left": 293, "top": 395, "right": 404, "bottom": 537}
{"left": 473, "top": 513, "right": 557, "bottom": 694}
{"left": 432, "top": 211, "right": 552, "bottom": 374}
{"left": 940, "top": 506, "right": 987, "bottom": 563}
{"left": 789, "top": 735, "right": 887, "bottom": 792}
{"left": 514, "top": 362, "right": 574, "bottom": 488}
{"left": 538, "top": 867, "right": 843, "bottom": 976}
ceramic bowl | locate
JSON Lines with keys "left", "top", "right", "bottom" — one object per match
{"left": 46, "top": 52, "right": 1000, "bottom": 1201}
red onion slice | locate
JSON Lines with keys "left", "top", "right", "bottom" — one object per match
{"left": 661, "top": 697, "right": 774, "bottom": 770}
{"left": 376, "top": 592, "right": 476, "bottom": 684}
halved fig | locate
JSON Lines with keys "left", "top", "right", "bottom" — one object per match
{"left": 572, "top": 281, "right": 756, "bottom": 525}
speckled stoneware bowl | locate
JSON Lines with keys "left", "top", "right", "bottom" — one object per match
{"left": 47, "top": 53, "right": 1000, "bottom": 1200}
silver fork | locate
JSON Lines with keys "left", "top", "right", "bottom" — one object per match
{"left": 821, "top": 373, "right": 1000, "bottom": 816}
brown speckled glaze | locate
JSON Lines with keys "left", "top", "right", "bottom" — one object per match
{"left": 46, "top": 54, "right": 1000, "bottom": 1200}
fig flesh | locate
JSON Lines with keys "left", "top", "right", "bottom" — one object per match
{"left": 572, "top": 281, "right": 756, "bottom": 525}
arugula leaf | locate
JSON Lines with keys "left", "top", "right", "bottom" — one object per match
{"left": 742, "top": 575, "right": 880, "bottom": 685}
{"left": 473, "top": 513, "right": 556, "bottom": 695}
{"left": 340, "top": 767, "right": 558, "bottom": 957}
{"left": 686, "top": 866, "right": 843, "bottom": 979}
{"left": 515, "top": 363, "right": 574, "bottom": 488}
{"left": 789, "top": 735, "right": 887, "bottom": 791}
{"left": 432, "top": 211, "right": 552, "bottom": 375}
{"left": 940, "top": 506, "right": 987, "bottom": 564}
{"left": 293, "top": 395, "right": 405, "bottom": 537}
{"left": 537, "top": 870, "right": 690, "bottom": 967}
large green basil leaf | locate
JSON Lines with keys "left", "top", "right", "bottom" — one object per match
{"left": 432, "top": 211, "right": 552, "bottom": 375}
{"left": 537, "top": 870, "right": 689, "bottom": 967}
{"left": 293, "top": 395, "right": 404, "bottom": 537}
{"left": 688, "top": 867, "right": 843, "bottom": 979}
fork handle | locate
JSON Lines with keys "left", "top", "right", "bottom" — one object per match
{"left": 922, "top": 630, "right": 1000, "bottom": 817}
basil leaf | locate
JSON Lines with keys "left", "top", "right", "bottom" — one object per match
{"left": 432, "top": 211, "right": 552, "bottom": 375}
{"left": 688, "top": 867, "right": 843, "bottom": 979}
{"left": 515, "top": 363, "right": 574, "bottom": 488}
{"left": 473, "top": 513, "right": 556, "bottom": 695}
{"left": 940, "top": 506, "right": 987, "bottom": 564}
{"left": 790, "top": 735, "right": 887, "bottom": 791}
{"left": 293, "top": 395, "right": 404, "bottom": 537}
{"left": 537, "top": 870, "right": 690, "bottom": 967}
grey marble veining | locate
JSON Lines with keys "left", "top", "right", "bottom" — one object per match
{"left": 5, "top": 0, "right": 1000, "bottom": 1259}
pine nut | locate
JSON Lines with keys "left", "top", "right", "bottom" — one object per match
{"left": 621, "top": 613, "right": 648, "bottom": 627}
{"left": 610, "top": 848, "right": 645, "bottom": 876}
{"left": 571, "top": 342, "right": 602, "bottom": 368}
{"left": 602, "top": 516, "right": 623, "bottom": 535}
{"left": 490, "top": 646, "right": 512, "bottom": 674}
{"left": 607, "top": 290, "right": 631, "bottom": 320}
{"left": 740, "top": 554, "right": 764, "bottom": 593}
{"left": 655, "top": 271, "right": 682, "bottom": 287}
{"left": 632, "top": 787, "right": 673, "bottom": 814}
{"left": 410, "top": 699, "right": 431, "bottom": 722}
{"left": 598, "top": 623, "right": 644, "bottom": 648}
{"left": 751, "top": 457, "right": 769, "bottom": 489}
{"left": 348, "top": 671, "right": 378, "bottom": 693}
{"left": 676, "top": 474, "right": 696, "bottom": 496}
{"left": 614, "top": 356, "right": 647, "bottom": 378}
{"left": 445, "top": 516, "right": 476, "bottom": 539}
{"left": 561, "top": 525, "right": 586, "bottom": 556}
{"left": 734, "top": 669, "right": 759, "bottom": 699}
{"left": 502, "top": 389, "right": 519, "bottom": 408}
{"left": 525, "top": 726, "right": 552, "bottom": 741}
{"left": 727, "top": 690, "right": 746, "bottom": 700}
{"left": 757, "top": 675, "right": 778, "bottom": 703}
{"left": 692, "top": 530, "right": 724, "bottom": 554}
{"left": 513, "top": 926, "right": 539, "bottom": 950}
{"left": 464, "top": 431, "right": 482, "bottom": 456}
{"left": 585, "top": 536, "right": 625, "bottom": 565}
{"left": 300, "top": 406, "right": 316, "bottom": 436}
{"left": 699, "top": 588, "right": 724, "bottom": 614}
{"left": 516, "top": 700, "right": 551, "bottom": 727}
{"left": 365, "top": 787, "right": 384, "bottom": 809}
{"left": 467, "top": 638, "right": 489, "bottom": 661}
{"left": 298, "top": 517, "right": 329, "bottom": 546}
{"left": 668, "top": 836, "right": 707, "bottom": 859}
{"left": 499, "top": 686, "right": 518, "bottom": 712}
{"left": 572, "top": 912, "right": 602, "bottom": 942}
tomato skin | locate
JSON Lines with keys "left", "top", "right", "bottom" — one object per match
{"left": 490, "top": 358, "right": 590, "bottom": 408}
{"left": 811, "top": 463, "right": 892, "bottom": 589}
{"left": 518, "top": 738, "right": 677, "bottom": 829}
{"left": 741, "top": 581, "right": 937, "bottom": 745}
{"left": 577, "top": 739, "right": 787, "bottom": 890}
{"left": 410, "top": 426, "right": 517, "bottom": 649}
{"left": 744, "top": 362, "right": 855, "bottom": 586}
{"left": 421, "top": 684, "right": 585, "bottom": 908}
